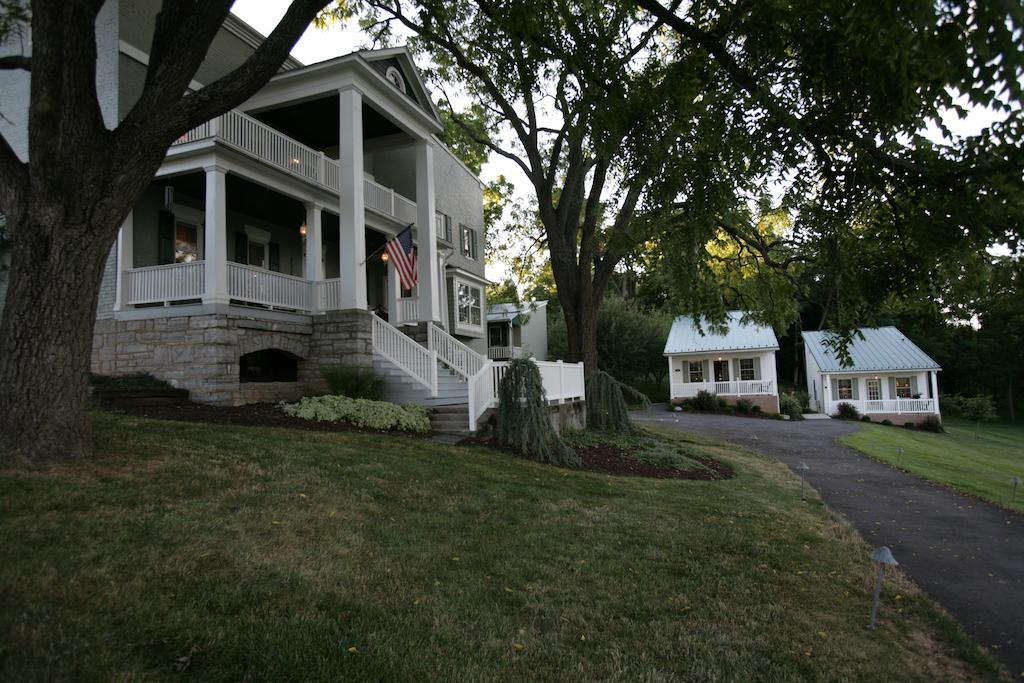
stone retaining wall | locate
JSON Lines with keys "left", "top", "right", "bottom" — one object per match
{"left": 91, "top": 309, "right": 374, "bottom": 405}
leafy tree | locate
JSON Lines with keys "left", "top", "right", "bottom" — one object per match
{"left": 486, "top": 278, "right": 520, "bottom": 305}
{"left": 0, "top": 1, "right": 334, "bottom": 460}
{"left": 953, "top": 395, "right": 998, "bottom": 439}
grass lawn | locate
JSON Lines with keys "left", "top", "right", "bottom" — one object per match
{"left": 841, "top": 417, "right": 1024, "bottom": 513}
{"left": 0, "top": 412, "right": 1007, "bottom": 681}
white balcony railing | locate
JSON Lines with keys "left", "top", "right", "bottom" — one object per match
{"left": 124, "top": 262, "right": 204, "bottom": 306}
{"left": 227, "top": 263, "right": 314, "bottom": 312}
{"left": 172, "top": 109, "right": 417, "bottom": 223}
{"left": 487, "top": 345, "right": 523, "bottom": 360}
{"left": 671, "top": 379, "right": 775, "bottom": 398}
{"left": 828, "top": 398, "right": 937, "bottom": 415}
{"left": 395, "top": 297, "right": 419, "bottom": 325}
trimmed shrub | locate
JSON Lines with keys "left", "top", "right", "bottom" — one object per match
{"left": 751, "top": 404, "right": 762, "bottom": 414}
{"left": 860, "top": 415, "right": 872, "bottom": 423}
{"left": 834, "top": 402, "right": 860, "bottom": 420}
{"left": 903, "top": 422, "right": 916, "bottom": 430}
{"left": 691, "top": 390, "right": 719, "bottom": 412}
{"left": 779, "top": 393, "right": 804, "bottom": 420}
{"left": 498, "top": 359, "right": 579, "bottom": 466}
{"left": 321, "top": 365, "right": 386, "bottom": 401}
{"left": 919, "top": 415, "right": 943, "bottom": 433}
{"left": 793, "top": 390, "right": 811, "bottom": 412}
{"left": 881, "top": 419, "right": 893, "bottom": 426}
{"left": 282, "top": 395, "right": 430, "bottom": 432}
{"left": 734, "top": 398, "right": 754, "bottom": 415}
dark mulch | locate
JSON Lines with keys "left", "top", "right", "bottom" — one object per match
{"left": 107, "top": 402, "right": 425, "bottom": 437}
{"left": 574, "top": 444, "right": 734, "bottom": 480}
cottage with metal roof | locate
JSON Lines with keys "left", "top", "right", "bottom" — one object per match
{"left": 664, "top": 311, "right": 780, "bottom": 412}
{"left": 801, "top": 327, "right": 941, "bottom": 423}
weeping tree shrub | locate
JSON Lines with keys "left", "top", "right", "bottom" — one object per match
{"left": 496, "top": 359, "right": 578, "bottom": 467}
{"left": 586, "top": 370, "right": 636, "bottom": 433}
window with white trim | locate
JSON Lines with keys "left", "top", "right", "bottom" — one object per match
{"left": 435, "top": 211, "right": 453, "bottom": 243}
{"left": 688, "top": 361, "right": 704, "bottom": 383}
{"left": 895, "top": 377, "right": 912, "bottom": 399}
{"left": 837, "top": 379, "right": 853, "bottom": 400}
{"left": 739, "top": 358, "right": 755, "bottom": 381}
{"left": 457, "top": 282, "right": 482, "bottom": 327}
{"left": 460, "top": 224, "right": 477, "bottom": 260}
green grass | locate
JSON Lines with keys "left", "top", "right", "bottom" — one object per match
{"left": 0, "top": 413, "right": 1007, "bottom": 681}
{"left": 841, "top": 417, "right": 1024, "bottom": 513}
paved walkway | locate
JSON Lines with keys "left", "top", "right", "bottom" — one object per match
{"left": 634, "top": 409, "right": 1024, "bottom": 676}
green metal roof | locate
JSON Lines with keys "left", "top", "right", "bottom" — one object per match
{"left": 801, "top": 327, "right": 941, "bottom": 373}
{"left": 663, "top": 311, "right": 779, "bottom": 355}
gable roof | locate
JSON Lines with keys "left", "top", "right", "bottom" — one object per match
{"left": 663, "top": 311, "right": 779, "bottom": 355}
{"left": 801, "top": 327, "right": 941, "bottom": 373}
{"left": 356, "top": 47, "right": 440, "bottom": 122}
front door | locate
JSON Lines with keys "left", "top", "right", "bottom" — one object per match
{"left": 714, "top": 360, "right": 730, "bottom": 382}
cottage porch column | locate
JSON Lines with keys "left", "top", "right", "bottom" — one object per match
{"left": 415, "top": 138, "right": 441, "bottom": 323}
{"left": 113, "top": 211, "right": 133, "bottom": 310}
{"left": 337, "top": 86, "right": 366, "bottom": 310}
{"left": 202, "top": 164, "right": 229, "bottom": 305}
{"left": 930, "top": 371, "right": 940, "bottom": 413}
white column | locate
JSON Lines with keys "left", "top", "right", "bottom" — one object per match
{"left": 338, "top": 87, "right": 366, "bottom": 310}
{"left": 203, "top": 165, "right": 229, "bottom": 305}
{"left": 303, "top": 202, "right": 323, "bottom": 282}
{"left": 113, "top": 211, "right": 133, "bottom": 310}
{"left": 387, "top": 260, "right": 400, "bottom": 324}
{"left": 415, "top": 138, "right": 440, "bottom": 322}
{"left": 930, "top": 371, "right": 940, "bottom": 414}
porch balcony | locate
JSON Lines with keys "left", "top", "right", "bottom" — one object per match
{"left": 670, "top": 379, "right": 776, "bottom": 398}
{"left": 487, "top": 345, "right": 523, "bottom": 360}
{"left": 170, "top": 108, "right": 418, "bottom": 225}
{"left": 825, "top": 398, "right": 937, "bottom": 415}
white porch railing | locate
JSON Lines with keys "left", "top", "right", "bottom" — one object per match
{"left": 829, "top": 398, "right": 936, "bottom": 415}
{"left": 227, "top": 263, "right": 313, "bottom": 311}
{"left": 672, "top": 379, "right": 775, "bottom": 398}
{"left": 372, "top": 315, "right": 435, "bottom": 392}
{"left": 470, "top": 359, "right": 586, "bottom": 433}
{"left": 317, "top": 278, "right": 342, "bottom": 311}
{"left": 430, "top": 322, "right": 485, "bottom": 380}
{"left": 395, "top": 297, "right": 419, "bottom": 325}
{"left": 487, "top": 345, "right": 523, "bottom": 360}
{"left": 172, "top": 109, "right": 417, "bottom": 223}
{"left": 124, "top": 262, "right": 204, "bottom": 305}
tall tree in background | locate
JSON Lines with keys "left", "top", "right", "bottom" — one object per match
{"left": 359, "top": 0, "right": 1023, "bottom": 368}
{"left": 0, "top": 0, "right": 332, "bottom": 460}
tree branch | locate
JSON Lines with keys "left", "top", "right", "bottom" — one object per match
{"left": 0, "top": 55, "right": 30, "bottom": 71}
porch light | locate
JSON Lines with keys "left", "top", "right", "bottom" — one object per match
{"left": 299, "top": 223, "right": 308, "bottom": 237}
{"left": 381, "top": 251, "right": 389, "bottom": 263}
{"left": 290, "top": 157, "right": 301, "bottom": 165}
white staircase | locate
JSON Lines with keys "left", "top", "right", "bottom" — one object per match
{"left": 373, "top": 356, "right": 469, "bottom": 407}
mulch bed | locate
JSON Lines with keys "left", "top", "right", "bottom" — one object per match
{"left": 573, "top": 444, "right": 734, "bottom": 480}
{"left": 108, "top": 402, "right": 425, "bottom": 437}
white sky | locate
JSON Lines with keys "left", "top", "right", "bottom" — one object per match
{"left": 230, "top": 1, "right": 1014, "bottom": 276}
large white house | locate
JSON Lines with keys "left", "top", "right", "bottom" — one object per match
{"left": 802, "top": 327, "right": 941, "bottom": 423}
{"left": 665, "top": 311, "right": 781, "bottom": 412}
{"left": 0, "top": 1, "right": 584, "bottom": 433}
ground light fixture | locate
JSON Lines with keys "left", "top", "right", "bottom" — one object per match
{"left": 1012, "top": 476, "right": 1021, "bottom": 504}
{"left": 869, "top": 546, "right": 899, "bottom": 630}
{"left": 795, "top": 462, "right": 809, "bottom": 501}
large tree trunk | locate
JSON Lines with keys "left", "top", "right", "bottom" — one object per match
{"left": 0, "top": 205, "right": 116, "bottom": 460}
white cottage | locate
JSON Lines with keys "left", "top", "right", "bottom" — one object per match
{"left": 802, "top": 327, "right": 941, "bottom": 424}
{"left": 665, "top": 312, "right": 781, "bottom": 412}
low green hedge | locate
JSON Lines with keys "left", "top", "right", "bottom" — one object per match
{"left": 282, "top": 395, "right": 431, "bottom": 433}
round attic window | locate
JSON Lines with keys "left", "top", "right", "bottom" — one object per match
{"left": 385, "top": 66, "right": 407, "bottom": 93}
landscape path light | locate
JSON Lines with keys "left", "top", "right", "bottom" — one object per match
{"left": 869, "top": 546, "right": 898, "bottom": 630}
{"left": 1012, "top": 476, "right": 1021, "bottom": 504}
{"left": 795, "top": 462, "right": 809, "bottom": 501}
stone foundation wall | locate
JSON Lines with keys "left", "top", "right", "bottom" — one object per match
{"left": 671, "top": 394, "right": 781, "bottom": 414}
{"left": 859, "top": 412, "right": 940, "bottom": 426}
{"left": 91, "top": 309, "right": 374, "bottom": 406}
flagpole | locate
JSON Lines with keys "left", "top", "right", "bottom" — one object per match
{"left": 359, "top": 222, "right": 416, "bottom": 266}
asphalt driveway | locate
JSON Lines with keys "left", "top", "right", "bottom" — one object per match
{"left": 634, "top": 409, "right": 1024, "bottom": 676}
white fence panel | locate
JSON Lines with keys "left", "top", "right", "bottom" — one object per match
{"left": 125, "top": 262, "right": 204, "bottom": 305}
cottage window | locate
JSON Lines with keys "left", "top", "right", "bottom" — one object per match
{"left": 688, "top": 361, "right": 704, "bottom": 383}
{"left": 739, "top": 358, "right": 755, "bottom": 381}
{"left": 435, "top": 211, "right": 453, "bottom": 243}
{"left": 866, "top": 379, "right": 881, "bottom": 401}
{"left": 457, "top": 282, "right": 482, "bottom": 327}
{"left": 175, "top": 222, "right": 199, "bottom": 263}
{"left": 837, "top": 379, "right": 853, "bottom": 400}
{"left": 895, "top": 377, "right": 912, "bottom": 399}
{"left": 460, "top": 224, "right": 477, "bottom": 260}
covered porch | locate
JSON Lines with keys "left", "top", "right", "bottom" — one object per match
{"left": 818, "top": 371, "right": 940, "bottom": 416}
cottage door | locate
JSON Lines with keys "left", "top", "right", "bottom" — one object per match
{"left": 713, "top": 360, "right": 730, "bottom": 382}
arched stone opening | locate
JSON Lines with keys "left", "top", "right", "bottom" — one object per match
{"left": 239, "top": 348, "right": 300, "bottom": 383}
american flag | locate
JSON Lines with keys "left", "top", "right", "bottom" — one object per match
{"left": 385, "top": 224, "right": 417, "bottom": 290}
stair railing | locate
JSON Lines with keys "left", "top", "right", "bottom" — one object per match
{"left": 428, "top": 322, "right": 486, "bottom": 381}
{"left": 371, "top": 315, "right": 436, "bottom": 395}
